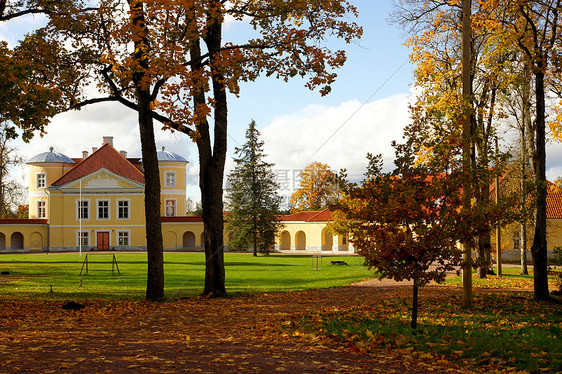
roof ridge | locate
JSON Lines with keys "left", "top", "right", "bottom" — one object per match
{"left": 51, "top": 143, "right": 145, "bottom": 186}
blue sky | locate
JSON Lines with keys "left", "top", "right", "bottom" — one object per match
{"left": 2, "top": 1, "right": 561, "bottom": 206}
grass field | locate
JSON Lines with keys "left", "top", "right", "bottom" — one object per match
{"left": 292, "top": 268, "right": 562, "bottom": 372}
{"left": 0, "top": 252, "right": 372, "bottom": 300}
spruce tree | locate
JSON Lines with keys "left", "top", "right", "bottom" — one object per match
{"left": 226, "top": 121, "right": 283, "bottom": 256}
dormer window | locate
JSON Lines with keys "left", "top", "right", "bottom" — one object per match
{"left": 165, "top": 171, "right": 176, "bottom": 188}
{"left": 36, "top": 173, "right": 46, "bottom": 189}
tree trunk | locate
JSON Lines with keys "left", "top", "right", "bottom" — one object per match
{"left": 196, "top": 9, "right": 227, "bottom": 296}
{"left": 531, "top": 69, "right": 549, "bottom": 300}
{"left": 411, "top": 278, "right": 419, "bottom": 329}
{"left": 139, "top": 91, "right": 164, "bottom": 301}
{"left": 520, "top": 65, "right": 531, "bottom": 276}
{"left": 521, "top": 222, "right": 528, "bottom": 275}
{"left": 461, "top": 0, "right": 473, "bottom": 308}
{"left": 199, "top": 158, "right": 227, "bottom": 297}
{"left": 130, "top": 0, "right": 164, "bottom": 301}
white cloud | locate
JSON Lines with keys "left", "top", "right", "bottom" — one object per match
{"left": 260, "top": 93, "right": 412, "bottom": 183}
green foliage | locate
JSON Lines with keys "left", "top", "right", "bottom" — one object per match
{"left": 225, "top": 121, "right": 283, "bottom": 255}
{"left": 0, "top": 253, "right": 371, "bottom": 300}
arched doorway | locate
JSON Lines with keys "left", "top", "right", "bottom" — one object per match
{"left": 0, "top": 233, "right": 5, "bottom": 251}
{"left": 295, "top": 231, "right": 306, "bottom": 251}
{"left": 280, "top": 231, "right": 291, "bottom": 250}
{"left": 183, "top": 231, "right": 196, "bottom": 249}
{"left": 11, "top": 232, "right": 24, "bottom": 251}
{"left": 321, "top": 228, "right": 333, "bottom": 251}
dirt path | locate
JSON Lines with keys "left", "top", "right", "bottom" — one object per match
{"left": 0, "top": 280, "right": 468, "bottom": 373}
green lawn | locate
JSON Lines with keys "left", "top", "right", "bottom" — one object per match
{"left": 0, "top": 252, "right": 372, "bottom": 300}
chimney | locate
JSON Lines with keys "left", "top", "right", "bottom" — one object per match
{"left": 102, "top": 136, "right": 114, "bottom": 147}
{"left": 120, "top": 150, "right": 128, "bottom": 158}
{"left": 82, "top": 151, "right": 88, "bottom": 159}
{"left": 92, "top": 147, "right": 98, "bottom": 153}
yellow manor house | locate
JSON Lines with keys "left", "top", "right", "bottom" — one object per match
{"left": 0, "top": 137, "right": 353, "bottom": 254}
{"left": 2, "top": 136, "right": 562, "bottom": 261}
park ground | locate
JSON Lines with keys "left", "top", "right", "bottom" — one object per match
{"left": 0, "top": 254, "right": 560, "bottom": 373}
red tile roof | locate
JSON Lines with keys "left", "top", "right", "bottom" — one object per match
{"left": 51, "top": 144, "right": 145, "bottom": 186}
{"left": 0, "top": 219, "right": 48, "bottom": 224}
{"left": 279, "top": 209, "right": 333, "bottom": 222}
{"left": 547, "top": 183, "right": 562, "bottom": 219}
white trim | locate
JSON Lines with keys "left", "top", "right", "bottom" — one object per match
{"left": 116, "top": 198, "right": 131, "bottom": 220}
{"left": 96, "top": 198, "right": 111, "bottom": 220}
{"left": 50, "top": 191, "right": 144, "bottom": 196}
{"left": 50, "top": 224, "right": 145, "bottom": 228}
{"left": 161, "top": 189, "right": 186, "bottom": 196}
{"left": 35, "top": 172, "right": 47, "bottom": 189}
{"left": 75, "top": 198, "right": 90, "bottom": 221}
{"left": 116, "top": 230, "right": 131, "bottom": 246}
{"left": 60, "top": 168, "right": 145, "bottom": 189}
{"left": 36, "top": 200, "right": 47, "bottom": 219}
{"left": 75, "top": 230, "right": 90, "bottom": 247}
{"left": 164, "top": 171, "right": 177, "bottom": 188}
{"left": 29, "top": 191, "right": 49, "bottom": 197}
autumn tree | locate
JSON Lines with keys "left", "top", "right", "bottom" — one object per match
{"left": 503, "top": 0, "right": 561, "bottom": 300}
{"left": 0, "top": 122, "right": 25, "bottom": 217}
{"left": 0, "top": 2, "right": 86, "bottom": 215}
{"left": 332, "top": 148, "right": 465, "bottom": 329}
{"left": 290, "top": 162, "right": 339, "bottom": 212}
{"left": 225, "top": 121, "right": 283, "bottom": 256}
{"left": 26, "top": 1, "right": 361, "bottom": 297}
{"left": 392, "top": 0, "right": 511, "bottom": 283}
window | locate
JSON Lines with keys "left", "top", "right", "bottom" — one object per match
{"left": 36, "top": 173, "right": 46, "bottom": 189}
{"left": 117, "top": 200, "right": 129, "bottom": 219}
{"left": 77, "top": 200, "right": 89, "bottom": 220}
{"left": 77, "top": 231, "right": 89, "bottom": 247}
{"left": 165, "top": 199, "right": 176, "bottom": 217}
{"left": 117, "top": 231, "right": 129, "bottom": 246}
{"left": 97, "top": 200, "right": 109, "bottom": 220}
{"left": 37, "top": 201, "right": 46, "bottom": 219}
{"left": 165, "top": 171, "right": 176, "bottom": 188}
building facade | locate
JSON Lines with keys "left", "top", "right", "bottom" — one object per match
{"left": 0, "top": 137, "right": 350, "bottom": 254}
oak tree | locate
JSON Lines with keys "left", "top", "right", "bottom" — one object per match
{"left": 27, "top": 0, "right": 361, "bottom": 297}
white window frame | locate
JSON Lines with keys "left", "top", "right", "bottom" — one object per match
{"left": 76, "top": 231, "right": 90, "bottom": 247}
{"left": 36, "top": 172, "right": 46, "bottom": 189}
{"left": 76, "top": 199, "right": 90, "bottom": 221}
{"left": 97, "top": 199, "right": 110, "bottom": 220}
{"left": 165, "top": 199, "right": 177, "bottom": 217}
{"left": 117, "top": 230, "right": 130, "bottom": 247}
{"left": 36, "top": 200, "right": 46, "bottom": 219}
{"left": 165, "top": 171, "right": 177, "bottom": 188}
{"left": 117, "top": 199, "right": 130, "bottom": 220}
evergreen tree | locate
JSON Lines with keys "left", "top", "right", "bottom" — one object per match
{"left": 226, "top": 121, "right": 283, "bottom": 256}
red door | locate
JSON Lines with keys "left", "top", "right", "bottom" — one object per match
{"left": 97, "top": 232, "right": 110, "bottom": 251}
